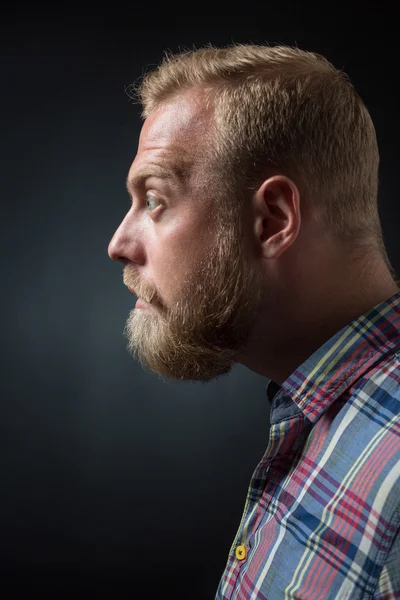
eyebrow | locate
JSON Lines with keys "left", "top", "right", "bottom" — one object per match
{"left": 126, "top": 164, "right": 187, "bottom": 196}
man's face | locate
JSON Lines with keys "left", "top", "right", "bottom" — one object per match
{"left": 108, "top": 92, "right": 264, "bottom": 382}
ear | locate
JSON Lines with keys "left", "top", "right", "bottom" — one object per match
{"left": 253, "top": 175, "right": 301, "bottom": 259}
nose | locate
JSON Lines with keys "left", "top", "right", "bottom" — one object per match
{"left": 108, "top": 213, "right": 145, "bottom": 265}
{"left": 108, "top": 228, "right": 127, "bottom": 264}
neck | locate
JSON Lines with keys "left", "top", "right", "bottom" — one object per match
{"left": 236, "top": 250, "right": 399, "bottom": 386}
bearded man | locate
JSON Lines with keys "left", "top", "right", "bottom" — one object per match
{"left": 108, "top": 43, "right": 400, "bottom": 599}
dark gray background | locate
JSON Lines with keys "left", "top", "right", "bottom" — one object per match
{"left": 2, "top": 12, "right": 399, "bottom": 599}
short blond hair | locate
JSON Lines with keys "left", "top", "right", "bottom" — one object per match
{"left": 130, "top": 43, "right": 395, "bottom": 275}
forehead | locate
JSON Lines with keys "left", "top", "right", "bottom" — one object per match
{"left": 131, "top": 91, "right": 212, "bottom": 174}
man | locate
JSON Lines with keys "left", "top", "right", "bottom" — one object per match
{"left": 108, "top": 43, "right": 400, "bottom": 599}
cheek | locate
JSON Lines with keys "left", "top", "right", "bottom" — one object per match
{"left": 152, "top": 249, "right": 184, "bottom": 301}
{"left": 149, "top": 217, "right": 213, "bottom": 302}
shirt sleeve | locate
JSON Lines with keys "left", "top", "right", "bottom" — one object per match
{"left": 373, "top": 525, "right": 400, "bottom": 599}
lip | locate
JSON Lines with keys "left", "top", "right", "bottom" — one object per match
{"left": 135, "top": 298, "right": 149, "bottom": 309}
{"left": 126, "top": 286, "right": 152, "bottom": 309}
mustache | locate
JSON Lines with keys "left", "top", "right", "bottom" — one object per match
{"left": 123, "top": 267, "right": 161, "bottom": 306}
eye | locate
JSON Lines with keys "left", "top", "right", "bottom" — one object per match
{"left": 145, "top": 194, "right": 161, "bottom": 212}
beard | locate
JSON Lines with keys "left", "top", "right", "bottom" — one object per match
{"left": 122, "top": 216, "right": 264, "bottom": 382}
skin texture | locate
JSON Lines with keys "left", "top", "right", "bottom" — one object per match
{"left": 108, "top": 89, "right": 399, "bottom": 384}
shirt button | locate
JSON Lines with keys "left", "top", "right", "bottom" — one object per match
{"left": 235, "top": 545, "right": 247, "bottom": 560}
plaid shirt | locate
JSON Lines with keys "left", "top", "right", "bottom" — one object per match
{"left": 216, "top": 290, "right": 400, "bottom": 599}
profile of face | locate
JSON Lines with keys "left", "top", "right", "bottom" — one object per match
{"left": 108, "top": 92, "right": 264, "bottom": 382}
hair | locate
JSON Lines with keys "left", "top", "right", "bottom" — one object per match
{"left": 128, "top": 42, "right": 397, "bottom": 280}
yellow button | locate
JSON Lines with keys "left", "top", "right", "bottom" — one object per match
{"left": 235, "top": 545, "right": 247, "bottom": 560}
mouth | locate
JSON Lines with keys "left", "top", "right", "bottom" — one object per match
{"left": 127, "top": 286, "right": 151, "bottom": 309}
{"left": 135, "top": 297, "right": 150, "bottom": 309}
{"left": 126, "top": 284, "right": 160, "bottom": 311}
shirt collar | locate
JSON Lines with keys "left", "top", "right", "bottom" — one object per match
{"left": 266, "top": 290, "right": 400, "bottom": 424}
